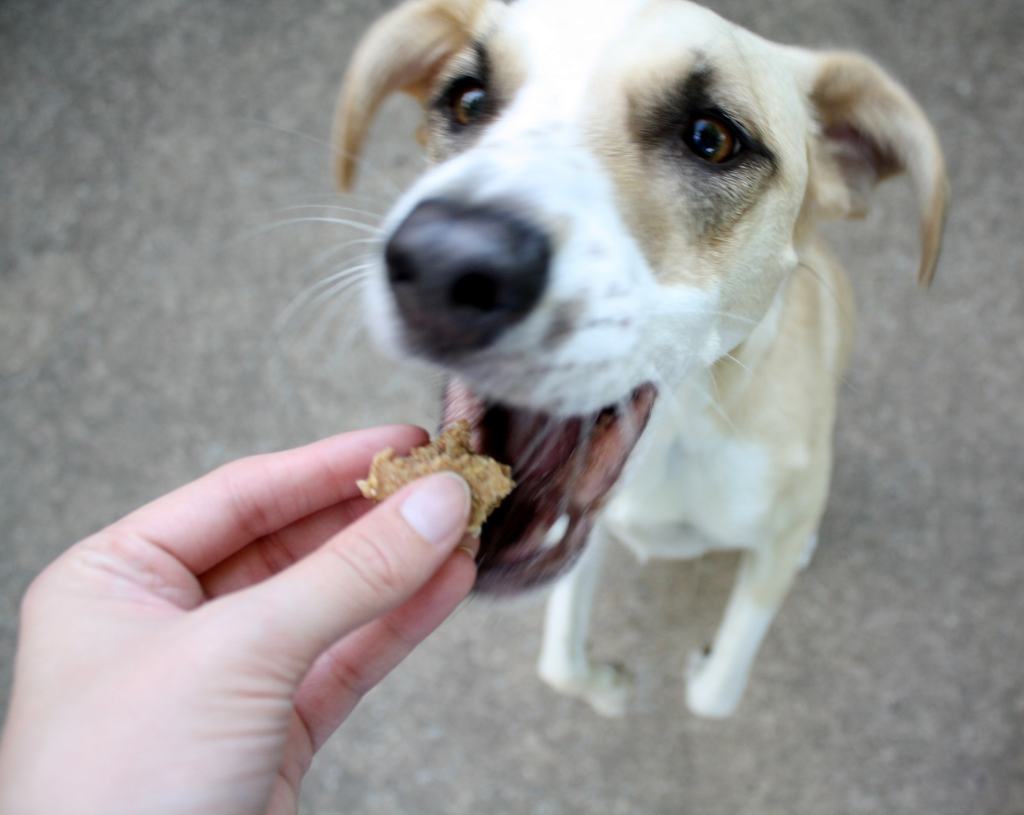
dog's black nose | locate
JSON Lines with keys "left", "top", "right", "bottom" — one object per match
{"left": 384, "top": 198, "right": 550, "bottom": 355}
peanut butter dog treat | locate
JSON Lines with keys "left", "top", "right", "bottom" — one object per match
{"left": 357, "top": 421, "right": 515, "bottom": 535}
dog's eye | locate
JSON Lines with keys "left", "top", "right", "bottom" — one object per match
{"left": 449, "top": 80, "right": 488, "bottom": 127}
{"left": 685, "top": 116, "right": 741, "bottom": 164}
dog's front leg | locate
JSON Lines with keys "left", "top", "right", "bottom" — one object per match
{"left": 537, "top": 524, "right": 631, "bottom": 716}
{"left": 685, "top": 522, "right": 815, "bottom": 718}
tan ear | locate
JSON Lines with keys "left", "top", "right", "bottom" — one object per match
{"left": 804, "top": 51, "right": 950, "bottom": 285}
{"left": 332, "top": 0, "right": 487, "bottom": 191}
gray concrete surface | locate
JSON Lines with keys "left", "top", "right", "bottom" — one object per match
{"left": 2, "top": 0, "right": 1023, "bottom": 812}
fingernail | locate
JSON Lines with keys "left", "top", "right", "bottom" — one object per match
{"left": 400, "top": 472, "right": 471, "bottom": 547}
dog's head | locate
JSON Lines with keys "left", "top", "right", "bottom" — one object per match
{"left": 334, "top": 0, "right": 948, "bottom": 591}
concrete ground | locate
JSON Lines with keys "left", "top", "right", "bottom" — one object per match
{"left": 2, "top": 0, "right": 1023, "bottom": 812}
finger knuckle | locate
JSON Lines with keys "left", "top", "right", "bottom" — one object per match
{"left": 329, "top": 529, "right": 405, "bottom": 597}
{"left": 255, "top": 529, "right": 300, "bottom": 577}
{"left": 377, "top": 611, "right": 417, "bottom": 652}
{"left": 324, "top": 652, "right": 373, "bottom": 700}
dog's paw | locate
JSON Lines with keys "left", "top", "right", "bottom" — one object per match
{"left": 685, "top": 649, "right": 741, "bottom": 719}
{"left": 580, "top": 662, "right": 633, "bottom": 717}
{"left": 539, "top": 661, "right": 633, "bottom": 717}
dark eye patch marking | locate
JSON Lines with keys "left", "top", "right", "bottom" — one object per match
{"left": 634, "top": 66, "right": 776, "bottom": 166}
{"left": 427, "top": 41, "right": 502, "bottom": 158}
{"left": 630, "top": 64, "right": 779, "bottom": 241}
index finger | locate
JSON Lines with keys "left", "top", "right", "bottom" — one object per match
{"left": 112, "top": 424, "right": 428, "bottom": 574}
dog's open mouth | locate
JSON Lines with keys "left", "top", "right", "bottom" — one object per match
{"left": 442, "top": 379, "right": 656, "bottom": 593}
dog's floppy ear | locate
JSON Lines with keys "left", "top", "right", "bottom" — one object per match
{"left": 802, "top": 51, "right": 949, "bottom": 285}
{"left": 332, "top": 0, "right": 487, "bottom": 191}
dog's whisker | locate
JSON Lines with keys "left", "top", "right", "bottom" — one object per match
{"left": 299, "top": 236, "right": 382, "bottom": 281}
{"left": 320, "top": 282, "right": 373, "bottom": 350}
{"left": 695, "top": 377, "right": 738, "bottom": 435}
{"left": 274, "top": 261, "right": 374, "bottom": 337}
{"left": 308, "top": 269, "right": 372, "bottom": 313}
{"left": 287, "top": 257, "right": 375, "bottom": 301}
{"left": 309, "top": 265, "right": 375, "bottom": 302}
{"left": 284, "top": 190, "right": 394, "bottom": 213}
{"left": 262, "top": 216, "right": 383, "bottom": 235}
{"left": 796, "top": 260, "right": 839, "bottom": 305}
{"left": 233, "top": 217, "right": 383, "bottom": 249}
{"left": 295, "top": 275, "right": 373, "bottom": 349}
{"left": 305, "top": 244, "right": 382, "bottom": 280}
{"left": 706, "top": 365, "right": 736, "bottom": 429}
{"left": 277, "top": 203, "right": 387, "bottom": 221}
{"left": 641, "top": 360, "right": 692, "bottom": 432}
{"left": 721, "top": 351, "right": 753, "bottom": 375}
{"left": 796, "top": 260, "right": 857, "bottom": 330}
{"left": 647, "top": 346, "right": 737, "bottom": 433}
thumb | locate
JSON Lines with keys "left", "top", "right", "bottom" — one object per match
{"left": 218, "top": 472, "right": 472, "bottom": 670}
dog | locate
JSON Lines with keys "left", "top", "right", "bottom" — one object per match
{"left": 331, "top": 0, "right": 949, "bottom": 718}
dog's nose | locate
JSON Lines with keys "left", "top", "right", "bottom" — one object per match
{"left": 384, "top": 198, "right": 550, "bottom": 355}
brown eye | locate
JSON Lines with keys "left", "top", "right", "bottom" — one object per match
{"left": 685, "top": 116, "right": 740, "bottom": 164}
{"left": 450, "top": 81, "right": 488, "bottom": 127}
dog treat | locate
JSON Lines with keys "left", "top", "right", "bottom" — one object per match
{"left": 357, "top": 421, "right": 514, "bottom": 535}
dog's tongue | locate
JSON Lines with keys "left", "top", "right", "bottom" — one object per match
{"left": 441, "top": 379, "right": 656, "bottom": 593}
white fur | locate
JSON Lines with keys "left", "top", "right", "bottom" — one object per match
{"left": 362, "top": 1, "right": 809, "bottom": 716}
{"left": 345, "top": 0, "right": 944, "bottom": 718}
{"left": 365, "top": 3, "right": 743, "bottom": 415}
{"left": 370, "top": 130, "right": 723, "bottom": 414}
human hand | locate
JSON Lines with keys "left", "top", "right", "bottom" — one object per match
{"left": 0, "top": 425, "right": 476, "bottom": 815}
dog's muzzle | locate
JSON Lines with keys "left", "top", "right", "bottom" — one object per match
{"left": 381, "top": 197, "right": 657, "bottom": 593}
{"left": 384, "top": 198, "right": 551, "bottom": 357}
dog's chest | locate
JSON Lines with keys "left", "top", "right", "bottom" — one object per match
{"left": 602, "top": 389, "right": 773, "bottom": 557}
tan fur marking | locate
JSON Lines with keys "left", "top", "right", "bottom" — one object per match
{"left": 333, "top": 0, "right": 488, "bottom": 189}
{"left": 808, "top": 52, "right": 950, "bottom": 285}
